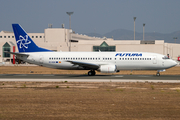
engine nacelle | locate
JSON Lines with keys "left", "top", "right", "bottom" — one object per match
{"left": 98, "top": 65, "right": 118, "bottom": 73}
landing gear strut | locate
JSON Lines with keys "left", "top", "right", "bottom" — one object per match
{"left": 88, "top": 70, "right": 96, "bottom": 76}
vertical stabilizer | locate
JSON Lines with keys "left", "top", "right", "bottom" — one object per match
{"left": 12, "top": 24, "right": 52, "bottom": 52}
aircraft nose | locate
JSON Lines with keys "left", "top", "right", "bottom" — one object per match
{"left": 171, "top": 60, "right": 177, "bottom": 67}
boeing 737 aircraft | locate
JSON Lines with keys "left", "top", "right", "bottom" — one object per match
{"left": 6, "top": 24, "right": 177, "bottom": 76}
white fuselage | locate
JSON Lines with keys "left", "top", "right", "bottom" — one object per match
{"left": 17, "top": 52, "right": 177, "bottom": 71}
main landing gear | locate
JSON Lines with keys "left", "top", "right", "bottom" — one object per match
{"left": 88, "top": 70, "right": 96, "bottom": 76}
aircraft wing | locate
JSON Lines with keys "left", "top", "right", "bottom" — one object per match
{"left": 4, "top": 51, "right": 29, "bottom": 57}
{"left": 67, "top": 60, "right": 99, "bottom": 70}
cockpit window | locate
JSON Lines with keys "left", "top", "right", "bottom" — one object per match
{"left": 162, "top": 56, "right": 169, "bottom": 59}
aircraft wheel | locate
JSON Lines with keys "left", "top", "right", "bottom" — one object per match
{"left": 88, "top": 71, "right": 92, "bottom": 76}
{"left": 88, "top": 70, "right": 96, "bottom": 76}
{"left": 156, "top": 72, "right": 160, "bottom": 76}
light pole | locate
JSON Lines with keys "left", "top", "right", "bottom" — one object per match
{"left": 66, "top": 12, "right": 74, "bottom": 52}
{"left": 143, "top": 23, "right": 145, "bottom": 41}
{"left": 66, "top": 12, "right": 74, "bottom": 29}
{"left": 173, "top": 37, "right": 177, "bottom": 43}
{"left": 133, "top": 17, "right": 136, "bottom": 40}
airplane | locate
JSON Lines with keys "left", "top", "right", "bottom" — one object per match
{"left": 6, "top": 24, "right": 177, "bottom": 76}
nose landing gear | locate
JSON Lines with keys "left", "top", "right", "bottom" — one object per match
{"left": 156, "top": 69, "right": 166, "bottom": 76}
{"left": 156, "top": 72, "right": 160, "bottom": 76}
{"left": 88, "top": 70, "right": 96, "bottom": 76}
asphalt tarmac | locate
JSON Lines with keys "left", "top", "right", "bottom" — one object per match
{"left": 0, "top": 74, "right": 180, "bottom": 83}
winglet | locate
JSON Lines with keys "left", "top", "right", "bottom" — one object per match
{"left": 12, "top": 24, "right": 53, "bottom": 52}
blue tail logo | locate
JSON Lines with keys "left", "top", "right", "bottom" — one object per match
{"left": 12, "top": 24, "right": 52, "bottom": 52}
{"left": 17, "top": 35, "right": 31, "bottom": 49}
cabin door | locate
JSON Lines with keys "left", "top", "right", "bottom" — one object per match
{"left": 152, "top": 56, "right": 157, "bottom": 64}
{"left": 39, "top": 55, "right": 44, "bottom": 64}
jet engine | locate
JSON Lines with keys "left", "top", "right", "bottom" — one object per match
{"left": 99, "top": 65, "right": 119, "bottom": 73}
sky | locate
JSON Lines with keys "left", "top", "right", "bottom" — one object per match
{"left": 1, "top": 0, "right": 180, "bottom": 34}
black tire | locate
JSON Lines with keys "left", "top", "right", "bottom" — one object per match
{"left": 156, "top": 72, "right": 160, "bottom": 76}
{"left": 88, "top": 71, "right": 96, "bottom": 76}
{"left": 88, "top": 71, "right": 92, "bottom": 76}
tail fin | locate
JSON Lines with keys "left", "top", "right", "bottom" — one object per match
{"left": 12, "top": 24, "right": 52, "bottom": 52}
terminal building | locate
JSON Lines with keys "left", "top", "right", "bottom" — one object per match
{"left": 0, "top": 26, "right": 180, "bottom": 64}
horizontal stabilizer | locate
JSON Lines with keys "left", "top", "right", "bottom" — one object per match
{"left": 4, "top": 51, "right": 29, "bottom": 57}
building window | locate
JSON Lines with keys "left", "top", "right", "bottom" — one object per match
{"left": 0, "top": 36, "right": 2, "bottom": 38}
{"left": 32, "top": 36, "right": 34, "bottom": 38}
{"left": 36, "top": 36, "right": 38, "bottom": 38}
{"left": 93, "top": 41, "right": 116, "bottom": 52}
{"left": 40, "top": 36, "right": 42, "bottom": 38}
{"left": 3, "top": 42, "right": 11, "bottom": 58}
{"left": 8, "top": 36, "right": 10, "bottom": 38}
{"left": 12, "top": 36, "right": 14, "bottom": 38}
{"left": 4, "top": 36, "right": 6, "bottom": 38}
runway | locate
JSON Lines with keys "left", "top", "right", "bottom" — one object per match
{"left": 0, "top": 74, "right": 180, "bottom": 83}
